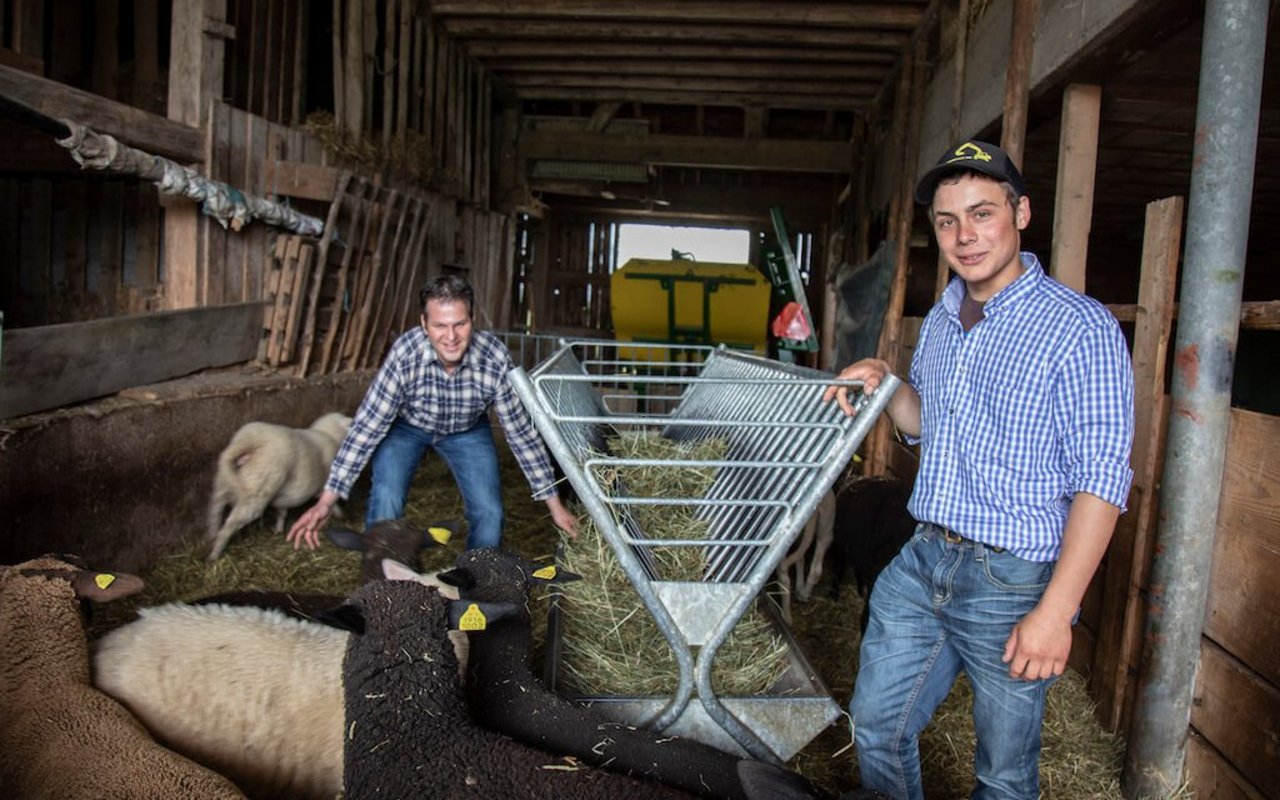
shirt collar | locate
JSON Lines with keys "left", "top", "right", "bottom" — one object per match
{"left": 941, "top": 252, "right": 1043, "bottom": 318}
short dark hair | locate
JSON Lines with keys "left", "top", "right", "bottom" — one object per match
{"left": 419, "top": 274, "right": 474, "bottom": 316}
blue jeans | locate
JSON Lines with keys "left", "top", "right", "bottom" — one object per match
{"left": 365, "top": 418, "right": 504, "bottom": 549}
{"left": 851, "top": 523, "right": 1056, "bottom": 800}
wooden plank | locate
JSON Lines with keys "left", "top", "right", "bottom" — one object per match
{"left": 382, "top": 0, "right": 396, "bottom": 150}
{"left": 1190, "top": 639, "right": 1279, "bottom": 798}
{"left": 92, "top": 0, "right": 120, "bottom": 100}
{"left": 1205, "top": 408, "right": 1280, "bottom": 687}
{"left": 166, "top": 0, "right": 226, "bottom": 132}
{"left": 344, "top": 189, "right": 402, "bottom": 369}
{"left": 48, "top": 0, "right": 84, "bottom": 87}
{"left": 297, "top": 171, "right": 352, "bottom": 375}
{"left": 396, "top": 0, "right": 411, "bottom": 148}
{"left": 0, "top": 303, "right": 266, "bottom": 419}
{"left": 61, "top": 179, "right": 88, "bottom": 318}
{"left": 331, "top": 0, "right": 344, "bottom": 128}
{"left": 97, "top": 181, "right": 124, "bottom": 316}
{"left": 361, "top": 195, "right": 413, "bottom": 367}
{"left": 1107, "top": 300, "right": 1280, "bottom": 331}
{"left": 1185, "top": 732, "right": 1262, "bottom": 800}
{"left": 319, "top": 179, "right": 374, "bottom": 373}
{"left": 343, "top": 0, "right": 363, "bottom": 135}
{"left": 1093, "top": 196, "right": 1184, "bottom": 731}
{"left": 17, "top": 178, "right": 51, "bottom": 326}
{"left": 1050, "top": 84, "right": 1100, "bottom": 293}
{"left": 280, "top": 241, "right": 314, "bottom": 364}
{"left": 265, "top": 234, "right": 293, "bottom": 364}
{"left": 263, "top": 160, "right": 341, "bottom": 202}
{"left": 518, "top": 128, "right": 853, "bottom": 173}
{"left": 999, "top": 0, "right": 1037, "bottom": 169}
{"left": 244, "top": 112, "right": 269, "bottom": 301}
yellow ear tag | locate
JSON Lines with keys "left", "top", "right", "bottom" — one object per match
{"left": 532, "top": 566, "right": 557, "bottom": 581}
{"left": 427, "top": 527, "right": 452, "bottom": 544}
{"left": 95, "top": 574, "right": 117, "bottom": 590}
{"left": 459, "top": 603, "right": 488, "bottom": 631}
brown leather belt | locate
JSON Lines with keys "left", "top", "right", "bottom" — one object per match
{"left": 930, "top": 522, "right": 1005, "bottom": 553}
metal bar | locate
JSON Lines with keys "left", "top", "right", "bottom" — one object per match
{"left": 1122, "top": 0, "right": 1268, "bottom": 795}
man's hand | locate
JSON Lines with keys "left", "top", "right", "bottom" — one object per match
{"left": 286, "top": 490, "right": 341, "bottom": 551}
{"left": 1002, "top": 604, "right": 1072, "bottom": 681}
{"left": 822, "top": 358, "right": 893, "bottom": 416}
{"left": 545, "top": 494, "right": 579, "bottom": 538}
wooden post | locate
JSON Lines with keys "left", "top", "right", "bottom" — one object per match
{"left": 163, "top": 0, "right": 227, "bottom": 310}
{"left": 1091, "top": 196, "right": 1184, "bottom": 732}
{"left": 870, "top": 38, "right": 926, "bottom": 475}
{"left": 935, "top": 0, "right": 971, "bottom": 301}
{"left": 1051, "top": 84, "right": 1101, "bottom": 293}
{"left": 1000, "top": 0, "right": 1038, "bottom": 169}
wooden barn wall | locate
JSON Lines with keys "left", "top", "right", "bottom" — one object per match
{"left": 1185, "top": 408, "right": 1280, "bottom": 799}
{"left": 1, "top": 176, "right": 162, "bottom": 327}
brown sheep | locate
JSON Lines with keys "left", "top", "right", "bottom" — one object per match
{"left": 0, "top": 554, "right": 246, "bottom": 800}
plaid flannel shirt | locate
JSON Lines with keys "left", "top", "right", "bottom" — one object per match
{"left": 325, "top": 328, "right": 558, "bottom": 501}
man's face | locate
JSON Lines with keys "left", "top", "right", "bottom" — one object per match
{"left": 931, "top": 174, "right": 1030, "bottom": 302}
{"left": 421, "top": 298, "right": 473, "bottom": 369}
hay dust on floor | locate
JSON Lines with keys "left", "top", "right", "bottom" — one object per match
{"left": 91, "top": 444, "right": 1137, "bottom": 799}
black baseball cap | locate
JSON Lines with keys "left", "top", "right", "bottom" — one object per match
{"left": 914, "top": 140, "right": 1026, "bottom": 205}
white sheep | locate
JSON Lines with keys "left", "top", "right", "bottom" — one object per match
{"left": 92, "top": 598, "right": 349, "bottom": 800}
{"left": 0, "top": 555, "right": 247, "bottom": 800}
{"left": 776, "top": 488, "right": 837, "bottom": 622}
{"left": 206, "top": 411, "right": 352, "bottom": 562}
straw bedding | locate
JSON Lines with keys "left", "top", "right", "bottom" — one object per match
{"left": 87, "top": 441, "right": 1140, "bottom": 799}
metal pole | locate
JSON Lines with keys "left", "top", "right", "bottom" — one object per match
{"left": 1122, "top": 0, "right": 1269, "bottom": 796}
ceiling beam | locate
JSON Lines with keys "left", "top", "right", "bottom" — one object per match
{"left": 512, "top": 86, "right": 870, "bottom": 111}
{"left": 502, "top": 72, "right": 879, "bottom": 98}
{"left": 520, "top": 129, "right": 853, "bottom": 172}
{"left": 486, "top": 59, "right": 890, "bottom": 82}
{"left": 464, "top": 41, "right": 899, "bottom": 65}
{"left": 429, "top": 2, "right": 924, "bottom": 28}
{"left": 439, "top": 20, "right": 910, "bottom": 50}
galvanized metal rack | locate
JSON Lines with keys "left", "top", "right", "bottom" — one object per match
{"left": 510, "top": 341, "right": 900, "bottom": 763}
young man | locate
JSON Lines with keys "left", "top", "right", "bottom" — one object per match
{"left": 288, "top": 274, "right": 577, "bottom": 552}
{"left": 825, "top": 141, "right": 1134, "bottom": 799}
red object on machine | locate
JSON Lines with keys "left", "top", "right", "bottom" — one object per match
{"left": 770, "top": 301, "right": 812, "bottom": 341}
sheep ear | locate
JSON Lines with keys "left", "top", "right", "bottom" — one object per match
{"left": 448, "top": 600, "right": 518, "bottom": 631}
{"left": 70, "top": 570, "right": 144, "bottom": 602}
{"left": 434, "top": 567, "right": 475, "bottom": 591}
{"left": 316, "top": 604, "right": 365, "bottom": 635}
{"left": 421, "top": 519, "right": 460, "bottom": 547}
{"left": 526, "top": 563, "right": 582, "bottom": 585}
{"left": 325, "top": 528, "right": 366, "bottom": 551}
{"left": 380, "top": 558, "right": 422, "bottom": 582}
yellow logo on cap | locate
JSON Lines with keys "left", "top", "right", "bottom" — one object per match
{"left": 95, "top": 573, "right": 116, "bottom": 589}
{"left": 459, "top": 603, "right": 488, "bottom": 631}
{"left": 427, "top": 526, "right": 452, "bottom": 544}
{"left": 532, "top": 565, "right": 557, "bottom": 581}
{"left": 947, "top": 142, "right": 992, "bottom": 164}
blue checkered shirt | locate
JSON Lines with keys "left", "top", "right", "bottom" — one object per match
{"left": 325, "top": 328, "right": 558, "bottom": 501}
{"left": 904, "top": 253, "right": 1134, "bottom": 561}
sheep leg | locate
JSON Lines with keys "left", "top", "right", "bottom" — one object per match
{"left": 206, "top": 500, "right": 267, "bottom": 562}
{"left": 798, "top": 492, "right": 837, "bottom": 600}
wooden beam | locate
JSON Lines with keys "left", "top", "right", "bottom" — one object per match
{"left": 432, "top": 1, "right": 923, "bottom": 27}
{"left": 167, "top": 0, "right": 227, "bottom": 129}
{"left": 0, "top": 303, "right": 265, "bottom": 419}
{"left": 1106, "top": 300, "right": 1280, "bottom": 331}
{"left": 0, "top": 64, "right": 201, "bottom": 162}
{"left": 464, "top": 41, "right": 898, "bottom": 64}
{"left": 502, "top": 72, "right": 879, "bottom": 98}
{"left": 999, "top": 0, "right": 1037, "bottom": 169}
{"left": 488, "top": 59, "right": 889, "bottom": 82}
{"left": 519, "top": 130, "right": 853, "bottom": 172}
{"left": 513, "top": 86, "right": 873, "bottom": 111}
{"left": 1050, "top": 83, "right": 1101, "bottom": 293}
{"left": 441, "top": 19, "right": 910, "bottom": 50}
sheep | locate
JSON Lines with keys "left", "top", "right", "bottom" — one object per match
{"left": 0, "top": 554, "right": 246, "bottom": 800}
{"left": 335, "top": 573, "right": 707, "bottom": 799}
{"left": 823, "top": 475, "right": 916, "bottom": 633}
{"left": 325, "top": 516, "right": 458, "bottom": 584}
{"left": 91, "top": 598, "right": 348, "bottom": 800}
{"left": 436, "top": 548, "right": 826, "bottom": 800}
{"left": 89, "top": 522, "right": 462, "bottom": 800}
{"left": 776, "top": 487, "right": 837, "bottom": 622}
{"left": 206, "top": 411, "right": 352, "bottom": 562}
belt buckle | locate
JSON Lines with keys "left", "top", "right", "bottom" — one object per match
{"left": 942, "top": 526, "right": 963, "bottom": 545}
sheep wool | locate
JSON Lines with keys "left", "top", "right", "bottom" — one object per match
{"left": 0, "top": 555, "right": 246, "bottom": 800}
{"left": 206, "top": 411, "right": 352, "bottom": 561}
{"left": 92, "top": 600, "right": 347, "bottom": 800}
{"left": 449, "top": 547, "right": 772, "bottom": 799}
{"left": 341, "top": 577, "right": 700, "bottom": 800}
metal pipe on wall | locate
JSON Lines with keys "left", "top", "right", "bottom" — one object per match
{"left": 1122, "top": 0, "right": 1270, "bottom": 796}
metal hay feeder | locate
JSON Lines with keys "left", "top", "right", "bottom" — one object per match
{"left": 510, "top": 341, "right": 900, "bottom": 763}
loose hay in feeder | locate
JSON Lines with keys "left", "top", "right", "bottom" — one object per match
{"left": 555, "top": 430, "right": 790, "bottom": 698}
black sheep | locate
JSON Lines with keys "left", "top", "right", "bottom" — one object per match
{"left": 439, "top": 548, "right": 824, "bottom": 800}
{"left": 335, "top": 576, "right": 701, "bottom": 799}
{"left": 827, "top": 476, "right": 917, "bottom": 633}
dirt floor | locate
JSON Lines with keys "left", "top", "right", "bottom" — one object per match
{"left": 90, "top": 443, "right": 1128, "bottom": 799}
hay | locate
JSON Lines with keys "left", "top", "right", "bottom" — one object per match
{"left": 555, "top": 430, "right": 790, "bottom": 697}
{"left": 87, "top": 434, "right": 1142, "bottom": 798}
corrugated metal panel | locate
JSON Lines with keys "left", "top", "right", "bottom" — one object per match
{"left": 529, "top": 159, "right": 649, "bottom": 182}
